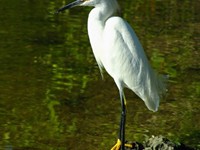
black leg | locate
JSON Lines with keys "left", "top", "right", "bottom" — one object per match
{"left": 119, "top": 91, "right": 126, "bottom": 150}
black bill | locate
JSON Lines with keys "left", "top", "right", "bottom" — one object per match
{"left": 56, "top": 0, "right": 84, "bottom": 14}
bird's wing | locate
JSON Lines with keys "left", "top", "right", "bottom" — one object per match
{"left": 102, "top": 17, "right": 166, "bottom": 111}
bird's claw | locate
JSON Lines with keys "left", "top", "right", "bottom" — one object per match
{"left": 111, "top": 139, "right": 134, "bottom": 150}
{"left": 111, "top": 139, "right": 121, "bottom": 150}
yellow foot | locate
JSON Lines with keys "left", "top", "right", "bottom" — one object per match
{"left": 125, "top": 143, "right": 133, "bottom": 148}
{"left": 111, "top": 139, "right": 121, "bottom": 150}
{"left": 111, "top": 139, "right": 134, "bottom": 150}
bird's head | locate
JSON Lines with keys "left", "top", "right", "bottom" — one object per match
{"left": 56, "top": 0, "right": 120, "bottom": 14}
{"left": 55, "top": 0, "right": 97, "bottom": 13}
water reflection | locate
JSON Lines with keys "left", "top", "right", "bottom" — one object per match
{"left": 0, "top": 0, "right": 199, "bottom": 149}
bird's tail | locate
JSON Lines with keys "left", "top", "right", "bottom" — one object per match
{"left": 143, "top": 71, "right": 167, "bottom": 112}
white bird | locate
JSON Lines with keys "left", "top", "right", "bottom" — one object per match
{"left": 56, "top": 0, "right": 166, "bottom": 149}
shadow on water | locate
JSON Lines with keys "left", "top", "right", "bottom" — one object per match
{"left": 0, "top": 0, "right": 199, "bottom": 149}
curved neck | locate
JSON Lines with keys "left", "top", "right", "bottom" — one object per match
{"left": 87, "top": 1, "right": 120, "bottom": 57}
{"left": 89, "top": 0, "right": 119, "bottom": 22}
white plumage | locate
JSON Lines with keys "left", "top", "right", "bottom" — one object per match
{"left": 56, "top": 0, "right": 166, "bottom": 149}
{"left": 86, "top": 0, "right": 165, "bottom": 111}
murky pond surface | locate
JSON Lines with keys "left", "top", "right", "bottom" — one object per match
{"left": 0, "top": 0, "right": 199, "bottom": 149}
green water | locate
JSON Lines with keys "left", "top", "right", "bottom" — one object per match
{"left": 0, "top": 0, "right": 199, "bottom": 149}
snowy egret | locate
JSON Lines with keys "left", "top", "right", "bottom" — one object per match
{"left": 56, "top": 0, "right": 166, "bottom": 149}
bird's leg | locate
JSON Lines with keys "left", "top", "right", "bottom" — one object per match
{"left": 119, "top": 92, "right": 126, "bottom": 150}
{"left": 111, "top": 91, "right": 126, "bottom": 150}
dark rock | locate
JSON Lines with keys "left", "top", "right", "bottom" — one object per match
{"left": 124, "top": 135, "right": 197, "bottom": 150}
